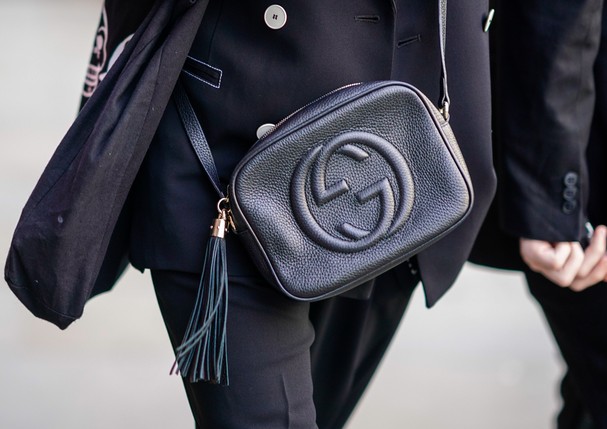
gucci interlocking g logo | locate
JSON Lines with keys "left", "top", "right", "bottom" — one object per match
{"left": 291, "top": 131, "right": 414, "bottom": 252}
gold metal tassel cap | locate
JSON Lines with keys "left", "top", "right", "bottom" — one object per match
{"left": 211, "top": 217, "right": 227, "bottom": 238}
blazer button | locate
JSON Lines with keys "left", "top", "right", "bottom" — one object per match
{"left": 562, "top": 200, "right": 577, "bottom": 214}
{"left": 563, "top": 172, "right": 578, "bottom": 186}
{"left": 264, "top": 5, "right": 288, "bottom": 30}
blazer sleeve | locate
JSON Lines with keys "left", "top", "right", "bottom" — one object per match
{"left": 493, "top": 0, "right": 603, "bottom": 242}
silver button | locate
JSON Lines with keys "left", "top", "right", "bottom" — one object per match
{"left": 256, "top": 123, "right": 275, "bottom": 139}
{"left": 264, "top": 5, "right": 287, "bottom": 30}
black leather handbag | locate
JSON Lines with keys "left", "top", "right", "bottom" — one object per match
{"left": 231, "top": 81, "right": 471, "bottom": 299}
{"left": 172, "top": 0, "right": 471, "bottom": 385}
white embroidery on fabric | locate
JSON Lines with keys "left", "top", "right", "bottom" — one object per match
{"left": 83, "top": 6, "right": 108, "bottom": 98}
{"left": 82, "top": 6, "right": 134, "bottom": 98}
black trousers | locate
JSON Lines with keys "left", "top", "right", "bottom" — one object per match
{"left": 151, "top": 262, "right": 419, "bottom": 429}
{"left": 526, "top": 272, "right": 607, "bottom": 429}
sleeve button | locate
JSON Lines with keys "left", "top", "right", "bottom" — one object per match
{"left": 562, "top": 187, "right": 577, "bottom": 200}
{"left": 562, "top": 200, "right": 577, "bottom": 214}
{"left": 563, "top": 172, "right": 578, "bottom": 186}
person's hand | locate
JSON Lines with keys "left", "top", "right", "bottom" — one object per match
{"left": 519, "top": 225, "right": 607, "bottom": 291}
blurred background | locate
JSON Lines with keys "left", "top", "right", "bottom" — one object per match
{"left": 0, "top": 1, "right": 563, "bottom": 428}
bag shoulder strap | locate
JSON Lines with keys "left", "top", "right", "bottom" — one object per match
{"left": 174, "top": 84, "right": 225, "bottom": 198}
{"left": 439, "top": 0, "right": 450, "bottom": 119}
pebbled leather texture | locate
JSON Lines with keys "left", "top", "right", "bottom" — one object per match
{"left": 229, "top": 81, "right": 473, "bottom": 301}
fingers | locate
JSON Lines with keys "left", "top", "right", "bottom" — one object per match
{"left": 520, "top": 239, "right": 577, "bottom": 275}
{"left": 519, "top": 238, "right": 580, "bottom": 286}
{"left": 552, "top": 242, "right": 573, "bottom": 271}
{"left": 544, "top": 243, "right": 584, "bottom": 287}
{"left": 577, "top": 225, "right": 607, "bottom": 278}
{"left": 519, "top": 225, "right": 607, "bottom": 291}
{"left": 571, "top": 255, "right": 607, "bottom": 291}
{"left": 520, "top": 239, "right": 570, "bottom": 272}
{"left": 570, "top": 226, "right": 607, "bottom": 291}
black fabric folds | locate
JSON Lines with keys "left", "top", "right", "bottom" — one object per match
{"left": 4, "top": 0, "right": 210, "bottom": 329}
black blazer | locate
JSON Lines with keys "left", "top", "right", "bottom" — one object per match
{"left": 129, "top": 0, "right": 497, "bottom": 305}
{"left": 471, "top": 0, "right": 605, "bottom": 270}
{"left": 5, "top": 0, "right": 495, "bottom": 328}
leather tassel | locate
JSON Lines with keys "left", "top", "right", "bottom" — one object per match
{"left": 172, "top": 209, "right": 229, "bottom": 385}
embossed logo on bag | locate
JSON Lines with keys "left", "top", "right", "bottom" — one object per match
{"left": 291, "top": 131, "right": 414, "bottom": 252}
